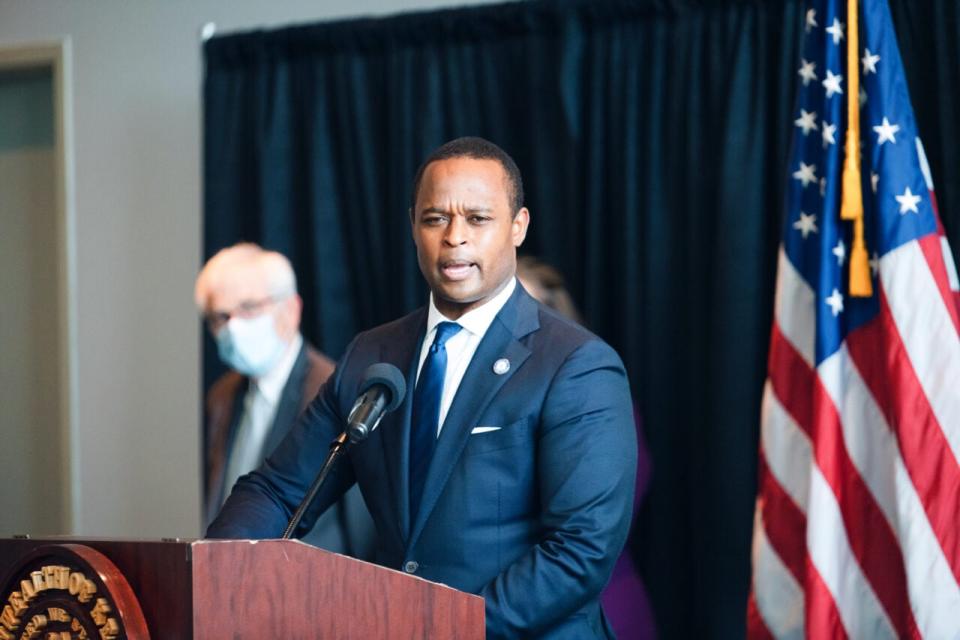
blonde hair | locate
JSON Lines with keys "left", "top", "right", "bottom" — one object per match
{"left": 194, "top": 243, "right": 297, "bottom": 309}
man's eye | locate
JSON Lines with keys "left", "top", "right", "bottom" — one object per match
{"left": 206, "top": 312, "right": 229, "bottom": 327}
{"left": 423, "top": 215, "right": 446, "bottom": 225}
{"left": 469, "top": 215, "right": 491, "bottom": 224}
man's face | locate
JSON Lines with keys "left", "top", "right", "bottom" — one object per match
{"left": 412, "top": 157, "right": 529, "bottom": 319}
{"left": 203, "top": 271, "right": 300, "bottom": 341}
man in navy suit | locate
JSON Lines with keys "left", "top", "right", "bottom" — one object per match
{"left": 208, "top": 137, "right": 638, "bottom": 638}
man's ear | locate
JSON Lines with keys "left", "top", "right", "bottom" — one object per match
{"left": 512, "top": 207, "right": 530, "bottom": 247}
{"left": 282, "top": 294, "right": 303, "bottom": 337}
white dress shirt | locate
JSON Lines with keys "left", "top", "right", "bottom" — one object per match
{"left": 416, "top": 277, "right": 517, "bottom": 435}
{"left": 221, "top": 333, "right": 303, "bottom": 502}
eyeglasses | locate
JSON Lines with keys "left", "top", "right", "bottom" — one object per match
{"left": 204, "top": 296, "right": 278, "bottom": 332}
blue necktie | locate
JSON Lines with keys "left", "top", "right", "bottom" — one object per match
{"left": 409, "top": 321, "right": 462, "bottom": 521}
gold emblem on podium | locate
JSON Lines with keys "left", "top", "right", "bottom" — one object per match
{"left": 0, "top": 545, "right": 148, "bottom": 639}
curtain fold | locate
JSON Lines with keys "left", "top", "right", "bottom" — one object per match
{"left": 203, "top": 0, "right": 959, "bottom": 635}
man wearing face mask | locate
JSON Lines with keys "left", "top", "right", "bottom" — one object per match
{"left": 194, "top": 243, "right": 375, "bottom": 558}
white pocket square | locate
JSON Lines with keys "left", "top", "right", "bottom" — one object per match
{"left": 471, "top": 426, "right": 501, "bottom": 434}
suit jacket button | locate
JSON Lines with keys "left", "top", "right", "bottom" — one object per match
{"left": 404, "top": 561, "right": 418, "bottom": 573}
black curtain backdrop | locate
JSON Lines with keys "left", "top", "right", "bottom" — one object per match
{"left": 202, "top": 1, "right": 960, "bottom": 636}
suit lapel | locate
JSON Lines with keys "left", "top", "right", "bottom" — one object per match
{"left": 205, "top": 375, "right": 248, "bottom": 524}
{"left": 215, "top": 378, "right": 250, "bottom": 506}
{"left": 262, "top": 344, "right": 309, "bottom": 457}
{"left": 408, "top": 287, "right": 539, "bottom": 547}
{"left": 377, "top": 309, "right": 428, "bottom": 543}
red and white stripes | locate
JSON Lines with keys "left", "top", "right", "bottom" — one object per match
{"left": 749, "top": 239, "right": 960, "bottom": 639}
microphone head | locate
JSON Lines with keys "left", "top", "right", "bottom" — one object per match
{"left": 358, "top": 363, "right": 406, "bottom": 411}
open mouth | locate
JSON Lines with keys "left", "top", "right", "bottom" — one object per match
{"left": 440, "top": 260, "right": 476, "bottom": 281}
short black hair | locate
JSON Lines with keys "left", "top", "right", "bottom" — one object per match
{"left": 411, "top": 136, "right": 525, "bottom": 214}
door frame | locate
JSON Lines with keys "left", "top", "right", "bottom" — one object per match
{"left": 0, "top": 40, "right": 77, "bottom": 531}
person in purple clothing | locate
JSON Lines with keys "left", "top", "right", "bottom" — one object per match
{"left": 517, "top": 256, "right": 657, "bottom": 639}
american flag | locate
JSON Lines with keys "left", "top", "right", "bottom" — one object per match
{"left": 747, "top": 0, "right": 960, "bottom": 638}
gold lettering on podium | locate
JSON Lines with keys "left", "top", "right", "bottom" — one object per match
{"left": 89, "top": 599, "right": 110, "bottom": 627}
{"left": 98, "top": 618, "right": 119, "bottom": 640}
{"left": 71, "top": 617, "right": 89, "bottom": 639}
{"left": 2, "top": 552, "right": 133, "bottom": 640}
{"left": 0, "top": 606, "right": 17, "bottom": 630}
{"left": 22, "top": 613, "right": 48, "bottom": 637}
{"left": 41, "top": 567, "right": 56, "bottom": 591}
{"left": 67, "top": 573, "right": 82, "bottom": 597}
{"left": 77, "top": 580, "right": 96, "bottom": 605}
{"left": 20, "top": 579, "right": 36, "bottom": 602}
{"left": 7, "top": 593, "right": 26, "bottom": 617}
{"left": 44, "top": 609, "right": 68, "bottom": 624}
{"left": 53, "top": 568, "right": 69, "bottom": 592}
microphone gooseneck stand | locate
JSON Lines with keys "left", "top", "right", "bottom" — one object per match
{"left": 279, "top": 361, "right": 406, "bottom": 541}
{"left": 281, "top": 432, "right": 349, "bottom": 540}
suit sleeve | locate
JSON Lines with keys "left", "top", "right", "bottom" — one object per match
{"left": 479, "top": 338, "right": 638, "bottom": 637}
{"left": 205, "top": 340, "right": 359, "bottom": 540}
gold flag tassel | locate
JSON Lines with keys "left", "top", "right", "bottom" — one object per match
{"left": 841, "top": 0, "right": 873, "bottom": 296}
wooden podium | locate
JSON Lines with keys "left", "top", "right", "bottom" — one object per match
{"left": 0, "top": 537, "right": 485, "bottom": 639}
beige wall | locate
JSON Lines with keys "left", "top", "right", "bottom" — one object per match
{"left": 0, "top": 0, "right": 498, "bottom": 539}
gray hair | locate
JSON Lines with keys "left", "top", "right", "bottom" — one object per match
{"left": 194, "top": 242, "right": 297, "bottom": 309}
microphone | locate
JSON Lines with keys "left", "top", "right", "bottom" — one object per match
{"left": 346, "top": 363, "right": 406, "bottom": 443}
{"left": 281, "top": 362, "right": 405, "bottom": 539}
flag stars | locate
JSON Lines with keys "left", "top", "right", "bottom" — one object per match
{"left": 823, "top": 70, "right": 843, "bottom": 98}
{"left": 860, "top": 86, "right": 868, "bottom": 108}
{"left": 793, "top": 211, "right": 818, "bottom": 238}
{"left": 795, "top": 109, "right": 818, "bottom": 135}
{"left": 822, "top": 121, "right": 837, "bottom": 147}
{"left": 806, "top": 9, "right": 818, "bottom": 33}
{"left": 873, "top": 117, "right": 900, "bottom": 145}
{"left": 826, "top": 18, "right": 845, "bottom": 45}
{"left": 871, "top": 172, "right": 879, "bottom": 194}
{"left": 798, "top": 59, "right": 818, "bottom": 86}
{"left": 793, "top": 162, "right": 818, "bottom": 188}
{"left": 869, "top": 252, "right": 880, "bottom": 276}
{"left": 832, "top": 240, "right": 846, "bottom": 266}
{"left": 896, "top": 186, "right": 921, "bottom": 214}
{"left": 820, "top": 177, "right": 827, "bottom": 197}
{"left": 826, "top": 288, "right": 844, "bottom": 316}
{"left": 862, "top": 49, "right": 880, "bottom": 75}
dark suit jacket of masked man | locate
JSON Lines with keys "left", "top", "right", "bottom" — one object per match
{"left": 208, "top": 283, "right": 637, "bottom": 638}
{"left": 203, "top": 341, "right": 377, "bottom": 560}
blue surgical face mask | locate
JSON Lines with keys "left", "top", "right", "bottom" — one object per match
{"left": 216, "top": 313, "right": 286, "bottom": 377}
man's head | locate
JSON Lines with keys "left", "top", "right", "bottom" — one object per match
{"left": 195, "top": 243, "right": 302, "bottom": 376}
{"left": 411, "top": 137, "right": 525, "bottom": 213}
{"left": 516, "top": 256, "right": 584, "bottom": 325}
{"left": 410, "top": 137, "right": 530, "bottom": 319}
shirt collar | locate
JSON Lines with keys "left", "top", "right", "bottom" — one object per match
{"left": 426, "top": 277, "right": 517, "bottom": 340}
{"left": 253, "top": 333, "right": 303, "bottom": 405}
